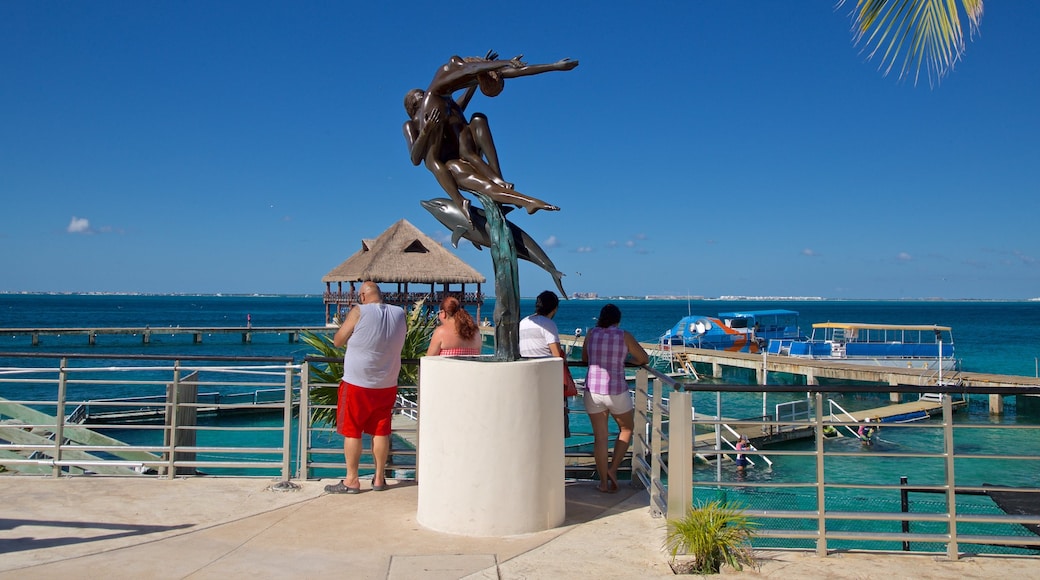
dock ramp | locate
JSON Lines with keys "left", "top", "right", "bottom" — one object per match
{"left": 0, "top": 397, "right": 160, "bottom": 475}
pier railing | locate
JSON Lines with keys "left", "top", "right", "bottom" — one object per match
{"left": 633, "top": 378, "right": 1040, "bottom": 559}
{"left": 0, "top": 352, "right": 298, "bottom": 478}
{"left": 5, "top": 352, "right": 1040, "bottom": 559}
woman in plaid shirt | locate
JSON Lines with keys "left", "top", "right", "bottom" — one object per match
{"left": 581, "top": 304, "right": 649, "bottom": 493}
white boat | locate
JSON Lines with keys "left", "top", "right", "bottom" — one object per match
{"left": 768, "top": 322, "right": 956, "bottom": 371}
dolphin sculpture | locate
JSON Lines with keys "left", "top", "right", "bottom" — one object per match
{"left": 420, "top": 198, "right": 567, "bottom": 298}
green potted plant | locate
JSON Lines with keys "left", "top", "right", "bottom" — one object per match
{"left": 664, "top": 498, "right": 758, "bottom": 574}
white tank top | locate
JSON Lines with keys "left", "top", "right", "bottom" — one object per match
{"left": 341, "top": 303, "right": 407, "bottom": 388}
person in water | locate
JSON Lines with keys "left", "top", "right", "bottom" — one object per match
{"left": 858, "top": 419, "right": 879, "bottom": 445}
{"left": 735, "top": 435, "right": 750, "bottom": 472}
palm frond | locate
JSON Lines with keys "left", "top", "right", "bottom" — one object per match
{"left": 841, "top": 0, "right": 984, "bottom": 86}
{"left": 664, "top": 499, "right": 759, "bottom": 574}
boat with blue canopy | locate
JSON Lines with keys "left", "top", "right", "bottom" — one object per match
{"left": 768, "top": 322, "right": 956, "bottom": 370}
{"left": 660, "top": 309, "right": 802, "bottom": 353}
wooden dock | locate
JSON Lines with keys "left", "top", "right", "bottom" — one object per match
{"left": 652, "top": 343, "right": 1040, "bottom": 389}
{"left": 0, "top": 326, "right": 332, "bottom": 346}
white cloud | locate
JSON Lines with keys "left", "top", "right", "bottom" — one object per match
{"left": 607, "top": 240, "right": 618, "bottom": 248}
{"left": 543, "top": 235, "right": 560, "bottom": 248}
{"left": 429, "top": 230, "right": 454, "bottom": 246}
{"left": 67, "top": 217, "right": 91, "bottom": 234}
{"left": 576, "top": 246, "right": 593, "bottom": 253}
{"left": 1013, "top": 250, "right": 1036, "bottom": 265}
{"left": 625, "top": 240, "right": 635, "bottom": 248}
{"left": 802, "top": 248, "right": 818, "bottom": 257}
{"left": 897, "top": 252, "right": 913, "bottom": 261}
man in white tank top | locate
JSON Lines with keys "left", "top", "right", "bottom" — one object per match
{"left": 325, "top": 281, "right": 406, "bottom": 494}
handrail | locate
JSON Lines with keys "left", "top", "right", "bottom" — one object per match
{"left": 827, "top": 398, "right": 864, "bottom": 438}
{"left": 396, "top": 393, "right": 418, "bottom": 421}
{"left": 634, "top": 381, "right": 1040, "bottom": 559}
{"left": 0, "top": 355, "right": 300, "bottom": 478}
{"left": 6, "top": 352, "right": 1040, "bottom": 559}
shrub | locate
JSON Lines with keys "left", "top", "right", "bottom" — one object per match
{"left": 664, "top": 499, "right": 758, "bottom": 574}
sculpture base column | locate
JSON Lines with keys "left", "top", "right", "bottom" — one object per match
{"left": 417, "top": 357, "right": 565, "bottom": 536}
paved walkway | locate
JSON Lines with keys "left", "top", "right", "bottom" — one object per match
{"left": 1, "top": 476, "right": 1036, "bottom": 579}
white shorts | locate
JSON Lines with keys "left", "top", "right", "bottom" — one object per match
{"left": 583, "top": 391, "right": 634, "bottom": 415}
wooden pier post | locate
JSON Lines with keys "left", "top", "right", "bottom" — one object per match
{"left": 889, "top": 378, "right": 902, "bottom": 403}
{"left": 989, "top": 393, "right": 1004, "bottom": 415}
{"left": 163, "top": 371, "right": 198, "bottom": 476}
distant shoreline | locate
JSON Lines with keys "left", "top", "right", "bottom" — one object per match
{"left": 1, "top": 292, "right": 1038, "bottom": 302}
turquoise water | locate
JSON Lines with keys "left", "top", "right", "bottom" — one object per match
{"left": 3, "top": 295, "right": 1039, "bottom": 375}
{"left": 3, "top": 294, "right": 1039, "bottom": 553}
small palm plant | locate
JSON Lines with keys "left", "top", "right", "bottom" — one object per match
{"left": 300, "top": 298, "right": 436, "bottom": 426}
{"left": 664, "top": 499, "right": 758, "bottom": 574}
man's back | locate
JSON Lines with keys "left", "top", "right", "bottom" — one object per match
{"left": 342, "top": 303, "right": 407, "bottom": 389}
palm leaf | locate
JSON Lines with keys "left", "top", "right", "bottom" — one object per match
{"left": 841, "top": 0, "right": 984, "bottom": 86}
{"left": 664, "top": 499, "right": 759, "bottom": 574}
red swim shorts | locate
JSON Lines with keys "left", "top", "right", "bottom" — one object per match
{"left": 336, "top": 381, "right": 398, "bottom": 438}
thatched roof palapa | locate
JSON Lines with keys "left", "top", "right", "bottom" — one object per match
{"left": 322, "top": 219, "right": 485, "bottom": 285}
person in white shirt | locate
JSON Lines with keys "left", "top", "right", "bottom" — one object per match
{"left": 519, "top": 290, "right": 576, "bottom": 437}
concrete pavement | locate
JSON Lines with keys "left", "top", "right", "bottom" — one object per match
{"left": 1, "top": 476, "right": 1036, "bottom": 579}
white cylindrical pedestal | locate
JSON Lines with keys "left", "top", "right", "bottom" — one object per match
{"left": 417, "top": 356, "right": 565, "bottom": 536}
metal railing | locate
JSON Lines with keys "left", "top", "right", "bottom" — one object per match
{"left": 7, "top": 352, "right": 1040, "bottom": 559}
{"left": 1, "top": 352, "right": 297, "bottom": 478}
{"left": 2, "top": 353, "right": 605, "bottom": 482}
{"left": 631, "top": 378, "right": 1040, "bottom": 558}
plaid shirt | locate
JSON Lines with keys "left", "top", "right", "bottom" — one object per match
{"left": 584, "top": 326, "right": 628, "bottom": 395}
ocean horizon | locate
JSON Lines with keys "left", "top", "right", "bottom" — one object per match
{"left": 3, "top": 290, "right": 1040, "bottom": 302}
{"left": 2, "top": 294, "right": 1039, "bottom": 378}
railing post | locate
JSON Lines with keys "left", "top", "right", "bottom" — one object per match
{"left": 943, "top": 393, "right": 959, "bottom": 560}
{"left": 814, "top": 391, "right": 827, "bottom": 556}
{"left": 900, "top": 475, "right": 910, "bottom": 551}
{"left": 667, "top": 387, "right": 693, "bottom": 522}
{"left": 650, "top": 377, "right": 664, "bottom": 517}
{"left": 53, "top": 358, "right": 68, "bottom": 478}
{"left": 632, "top": 367, "right": 648, "bottom": 485}
{"left": 297, "top": 363, "right": 311, "bottom": 480}
{"left": 281, "top": 363, "right": 294, "bottom": 481}
{"left": 165, "top": 361, "right": 180, "bottom": 478}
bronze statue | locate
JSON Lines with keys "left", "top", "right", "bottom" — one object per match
{"left": 420, "top": 198, "right": 567, "bottom": 298}
{"left": 403, "top": 53, "right": 577, "bottom": 222}
{"left": 406, "top": 52, "right": 577, "bottom": 359}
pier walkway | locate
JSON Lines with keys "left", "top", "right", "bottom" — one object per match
{"left": 542, "top": 330, "right": 1040, "bottom": 394}
{"left": 0, "top": 476, "right": 1034, "bottom": 579}
{"left": 1, "top": 325, "right": 331, "bottom": 346}
{"left": 658, "top": 343, "right": 1040, "bottom": 390}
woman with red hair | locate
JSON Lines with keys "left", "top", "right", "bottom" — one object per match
{"left": 426, "top": 296, "right": 482, "bottom": 357}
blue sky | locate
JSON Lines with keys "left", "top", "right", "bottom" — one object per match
{"left": 2, "top": 2, "right": 1037, "bottom": 299}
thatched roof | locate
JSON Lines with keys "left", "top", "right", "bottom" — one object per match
{"left": 322, "top": 219, "right": 486, "bottom": 284}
